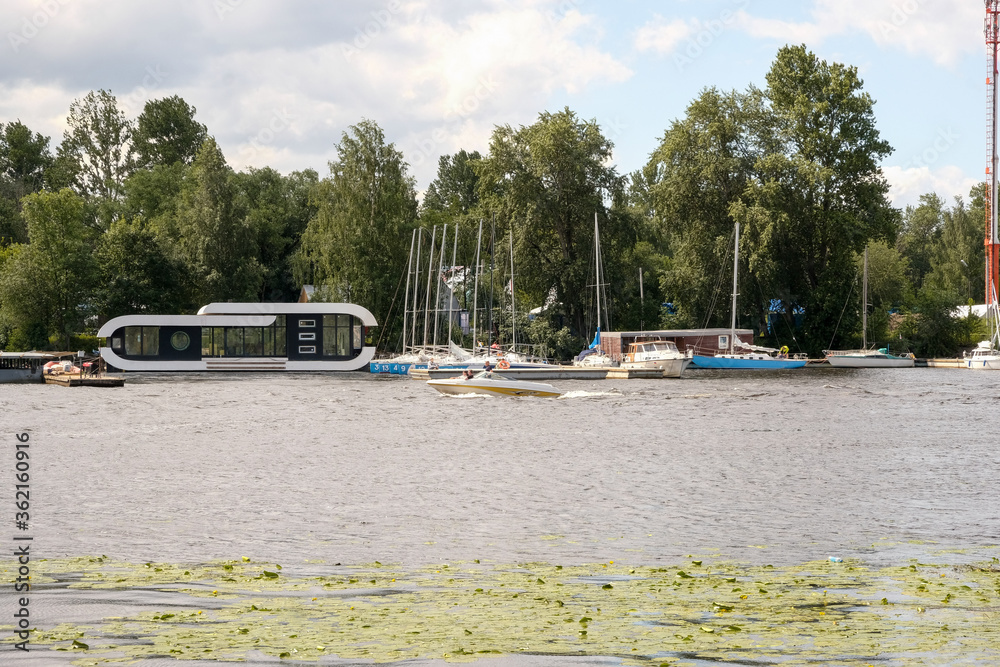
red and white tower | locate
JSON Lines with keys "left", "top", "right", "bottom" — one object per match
{"left": 985, "top": 1, "right": 1000, "bottom": 305}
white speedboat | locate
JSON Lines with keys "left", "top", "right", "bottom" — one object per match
{"left": 621, "top": 339, "right": 692, "bottom": 378}
{"left": 427, "top": 370, "right": 562, "bottom": 398}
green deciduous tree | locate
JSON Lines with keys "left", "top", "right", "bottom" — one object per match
{"left": 738, "top": 45, "right": 898, "bottom": 355}
{"left": 422, "top": 150, "right": 482, "bottom": 216}
{"left": 924, "top": 185, "right": 986, "bottom": 304}
{"left": 0, "top": 120, "right": 53, "bottom": 244}
{"left": 644, "top": 88, "right": 758, "bottom": 329}
{"left": 296, "top": 120, "right": 417, "bottom": 329}
{"left": 93, "top": 218, "right": 191, "bottom": 318}
{"left": 234, "top": 167, "right": 318, "bottom": 302}
{"left": 175, "top": 138, "right": 263, "bottom": 303}
{"left": 133, "top": 96, "right": 208, "bottom": 169}
{"left": 0, "top": 189, "right": 97, "bottom": 348}
{"left": 476, "top": 108, "right": 627, "bottom": 340}
{"left": 898, "top": 193, "right": 944, "bottom": 290}
{"left": 57, "top": 89, "right": 135, "bottom": 225}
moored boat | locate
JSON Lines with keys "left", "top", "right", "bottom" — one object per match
{"left": 964, "top": 340, "right": 1000, "bottom": 370}
{"left": 620, "top": 339, "right": 692, "bottom": 377}
{"left": 690, "top": 349, "right": 806, "bottom": 369}
{"left": 690, "top": 221, "right": 804, "bottom": 370}
{"left": 825, "top": 246, "right": 914, "bottom": 368}
{"left": 826, "top": 348, "right": 914, "bottom": 368}
{"left": 427, "top": 370, "right": 562, "bottom": 397}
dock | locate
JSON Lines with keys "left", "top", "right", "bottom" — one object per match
{"left": 605, "top": 367, "right": 666, "bottom": 379}
{"left": 919, "top": 358, "right": 965, "bottom": 368}
{"left": 43, "top": 373, "right": 126, "bottom": 387}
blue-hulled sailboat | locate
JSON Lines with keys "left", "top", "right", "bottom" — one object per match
{"left": 690, "top": 221, "right": 806, "bottom": 370}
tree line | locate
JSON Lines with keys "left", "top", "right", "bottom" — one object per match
{"left": 0, "top": 45, "right": 985, "bottom": 358}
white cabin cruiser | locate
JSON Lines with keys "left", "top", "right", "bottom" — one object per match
{"left": 620, "top": 339, "right": 692, "bottom": 378}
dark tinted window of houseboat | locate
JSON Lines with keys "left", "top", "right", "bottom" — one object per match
{"left": 202, "top": 328, "right": 212, "bottom": 355}
{"left": 244, "top": 327, "right": 263, "bottom": 356}
{"left": 170, "top": 331, "right": 190, "bottom": 351}
{"left": 263, "top": 327, "right": 274, "bottom": 356}
{"left": 322, "top": 314, "right": 360, "bottom": 357}
{"left": 225, "top": 328, "right": 244, "bottom": 356}
{"left": 124, "top": 326, "right": 159, "bottom": 356}
{"left": 125, "top": 327, "right": 142, "bottom": 356}
{"left": 275, "top": 324, "right": 286, "bottom": 355}
{"left": 212, "top": 327, "right": 225, "bottom": 356}
{"left": 146, "top": 328, "right": 159, "bottom": 355}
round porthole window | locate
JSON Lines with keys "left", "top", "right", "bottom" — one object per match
{"left": 170, "top": 331, "right": 190, "bottom": 351}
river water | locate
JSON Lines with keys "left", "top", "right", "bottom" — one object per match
{"left": 6, "top": 367, "right": 997, "bottom": 565}
{"left": 3, "top": 367, "right": 999, "bottom": 664}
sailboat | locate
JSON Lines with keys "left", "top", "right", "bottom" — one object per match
{"left": 574, "top": 213, "right": 614, "bottom": 367}
{"left": 825, "top": 247, "right": 914, "bottom": 368}
{"left": 690, "top": 221, "right": 806, "bottom": 369}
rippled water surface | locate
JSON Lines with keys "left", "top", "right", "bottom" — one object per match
{"left": 5, "top": 367, "right": 998, "bottom": 566}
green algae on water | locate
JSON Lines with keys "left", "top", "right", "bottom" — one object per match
{"left": 1, "top": 554, "right": 998, "bottom": 664}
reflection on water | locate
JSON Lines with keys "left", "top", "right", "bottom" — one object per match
{"left": 5, "top": 367, "right": 996, "bottom": 567}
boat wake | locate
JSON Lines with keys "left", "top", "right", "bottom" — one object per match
{"left": 559, "top": 389, "right": 623, "bottom": 399}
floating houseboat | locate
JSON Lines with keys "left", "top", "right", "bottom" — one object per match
{"left": 97, "top": 303, "right": 377, "bottom": 372}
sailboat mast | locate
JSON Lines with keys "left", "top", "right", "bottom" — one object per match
{"left": 432, "top": 225, "right": 447, "bottom": 351}
{"left": 862, "top": 246, "right": 869, "bottom": 350}
{"left": 510, "top": 227, "right": 516, "bottom": 353}
{"left": 410, "top": 227, "right": 423, "bottom": 353}
{"left": 487, "top": 214, "right": 495, "bottom": 353}
{"left": 639, "top": 267, "right": 644, "bottom": 332}
{"left": 730, "top": 221, "right": 740, "bottom": 354}
{"left": 472, "top": 219, "right": 482, "bottom": 353}
{"left": 449, "top": 223, "right": 458, "bottom": 349}
{"left": 401, "top": 228, "right": 415, "bottom": 353}
{"left": 422, "top": 226, "right": 437, "bottom": 350}
{"left": 594, "top": 212, "right": 602, "bottom": 336}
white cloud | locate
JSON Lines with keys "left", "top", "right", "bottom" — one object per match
{"left": 733, "top": 0, "right": 981, "bottom": 66}
{"left": 0, "top": 0, "right": 632, "bottom": 188}
{"left": 883, "top": 164, "right": 980, "bottom": 209}
{"left": 634, "top": 16, "right": 698, "bottom": 55}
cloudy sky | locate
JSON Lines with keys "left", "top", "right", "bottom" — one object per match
{"left": 0, "top": 0, "right": 986, "bottom": 208}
